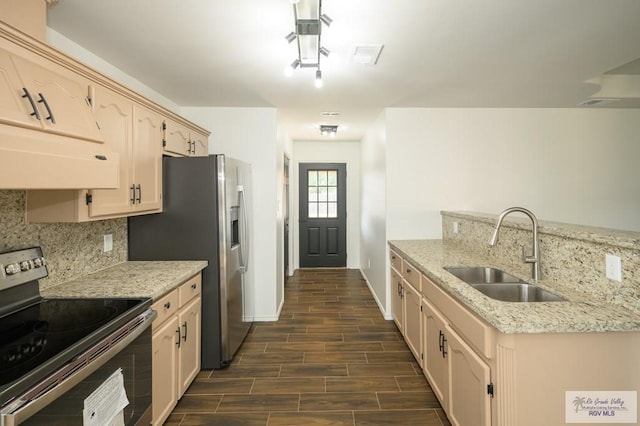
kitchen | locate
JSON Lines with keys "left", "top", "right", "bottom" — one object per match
{"left": 1, "top": 0, "right": 640, "bottom": 425}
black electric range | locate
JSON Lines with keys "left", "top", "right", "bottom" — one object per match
{"left": 0, "top": 247, "right": 151, "bottom": 412}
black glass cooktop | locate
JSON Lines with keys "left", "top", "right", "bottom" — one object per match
{"left": 0, "top": 297, "right": 148, "bottom": 403}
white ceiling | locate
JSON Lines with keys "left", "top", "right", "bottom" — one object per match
{"left": 46, "top": 0, "right": 640, "bottom": 141}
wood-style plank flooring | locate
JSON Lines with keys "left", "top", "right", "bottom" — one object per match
{"left": 166, "top": 269, "right": 451, "bottom": 425}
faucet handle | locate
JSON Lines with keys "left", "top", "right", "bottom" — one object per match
{"left": 522, "top": 245, "right": 538, "bottom": 263}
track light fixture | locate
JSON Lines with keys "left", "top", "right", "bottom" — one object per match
{"left": 285, "top": 32, "right": 297, "bottom": 44}
{"left": 283, "top": 0, "right": 332, "bottom": 87}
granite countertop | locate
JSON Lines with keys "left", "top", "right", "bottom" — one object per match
{"left": 42, "top": 261, "right": 208, "bottom": 300}
{"left": 389, "top": 239, "right": 640, "bottom": 334}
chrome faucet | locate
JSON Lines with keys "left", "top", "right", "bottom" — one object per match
{"left": 488, "top": 207, "right": 540, "bottom": 281}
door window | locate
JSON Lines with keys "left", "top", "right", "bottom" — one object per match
{"left": 307, "top": 170, "right": 338, "bottom": 218}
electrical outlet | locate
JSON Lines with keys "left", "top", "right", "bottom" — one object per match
{"left": 453, "top": 221, "right": 460, "bottom": 234}
{"left": 605, "top": 254, "right": 622, "bottom": 282}
{"left": 103, "top": 233, "right": 113, "bottom": 252}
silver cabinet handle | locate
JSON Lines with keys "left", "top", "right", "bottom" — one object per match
{"left": 130, "top": 184, "right": 135, "bottom": 204}
{"left": 37, "top": 93, "right": 55, "bottom": 124}
{"left": 21, "top": 88, "right": 41, "bottom": 120}
{"left": 135, "top": 184, "right": 142, "bottom": 203}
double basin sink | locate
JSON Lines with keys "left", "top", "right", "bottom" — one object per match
{"left": 444, "top": 266, "right": 565, "bottom": 302}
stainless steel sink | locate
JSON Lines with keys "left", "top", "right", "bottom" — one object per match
{"left": 444, "top": 266, "right": 523, "bottom": 284}
{"left": 444, "top": 266, "right": 566, "bottom": 302}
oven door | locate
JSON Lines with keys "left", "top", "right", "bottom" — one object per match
{"left": 1, "top": 309, "right": 156, "bottom": 426}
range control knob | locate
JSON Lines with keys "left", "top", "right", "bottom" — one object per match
{"left": 20, "top": 260, "right": 33, "bottom": 271}
{"left": 33, "top": 257, "right": 46, "bottom": 268}
{"left": 5, "top": 263, "right": 20, "bottom": 275}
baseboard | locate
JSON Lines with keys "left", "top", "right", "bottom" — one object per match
{"left": 252, "top": 295, "right": 284, "bottom": 323}
{"left": 360, "top": 268, "right": 393, "bottom": 320}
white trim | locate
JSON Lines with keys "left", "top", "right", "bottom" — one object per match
{"left": 360, "top": 268, "right": 393, "bottom": 320}
{"left": 252, "top": 292, "right": 285, "bottom": 322}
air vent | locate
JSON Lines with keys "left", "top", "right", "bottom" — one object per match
{"left": 321, "top": 111, "right": 340, "bottom": 117}
{"left": 352, "top": 44, "right": 384, "bottom": 65}
{"left": 578, "top": 98, "right": 619, "bottom": 106}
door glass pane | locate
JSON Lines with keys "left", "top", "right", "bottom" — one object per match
{"left": 327, "top": 171, "right": 337, "bottom": 186}
{"left": 318, "top": 186, "right": 328, "bottom": 202}
{"left": 308, "top": 186, "right": 318, "bottom": 202}
{"left": 328, "top": 202, "right": 337, "bottom": 218}
{"left": 306, "top": 168, "right": 339, "bottom": 220}
{"left": 308, "top": 202, "right": 318, "bottom": 218}
{"left": 328, "top": 186, "right": 337, "bottom": 202}
{"left": 318, "top": 171, "right": 327, "bottom": 185}
{"left": 308, "top": 171, "right": 317, "bottom": 186}
{"left": 318, "top": 202, "right": 328, "bottom": 218}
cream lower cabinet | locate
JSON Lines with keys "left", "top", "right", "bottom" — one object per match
{"left": 402, "top": 280, "right": 422, "bottom": 366}
{"left": 151, "top": 273, "right": 202, "bottom": 426}
{"left": 390, "top": 252, "right": 404, "bottom": 335}
{"left": 422, "top": 299, "right": 449, "bottom": 407}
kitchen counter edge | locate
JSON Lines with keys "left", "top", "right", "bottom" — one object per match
{"left": 41, "top": 260, "right": 208, "bottom": 300}
{"left": 389, "top": 239, "right": 640, "bottom": 334}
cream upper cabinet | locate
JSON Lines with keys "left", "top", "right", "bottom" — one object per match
{"left": 26, "top": 88, "right": 163, "bottom": 221}
{"left": 132, "top": 104, "right": 162, "bottom": 212}
{"left": 163, "top": 118, "right": 209, "bottom": 157}
{"left": 1, "top": 27, "right": 118, "bottom": 190}
{"left": 10, "top": 54, "right": 103, "bottom": 143}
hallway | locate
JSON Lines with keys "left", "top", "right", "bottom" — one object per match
{"left": 166, "top": 269, "right": 450, "bottom": 425}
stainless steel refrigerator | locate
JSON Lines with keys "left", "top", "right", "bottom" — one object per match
{"left": 128, "top": 154, "right": 253, "bottom": 369}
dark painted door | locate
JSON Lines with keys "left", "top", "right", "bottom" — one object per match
{"left": 299, "top": 163, "right": 347, "bottom": 267}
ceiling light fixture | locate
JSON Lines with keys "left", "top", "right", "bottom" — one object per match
{"left": 320, "top": 125, "right": 338, "bottom": 137}
{"left": 285, "top": 32, "right": 297, "bottom": 44}
{"left": 284, "top": 59, "right": 301, "bottom": 77}
{"left": 284, "top": 0, "right": 332, "bottom": 87}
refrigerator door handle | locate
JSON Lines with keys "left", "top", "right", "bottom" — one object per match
{"left": 239, "top": 186, "right": 249, "bottom": 273}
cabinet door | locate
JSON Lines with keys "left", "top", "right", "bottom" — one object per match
{"left": 133, "top": 105, "right": 162, "bottom": 212}
{"left": 0, "top": 49, "right": 42, "bottom": 129}
{"left": 423, "top": 299, "right": 448, "bottom": 408}
{"left": 152, "top": 316, "right": 179, "bottom": 426}
{"left": 11, "top": 54, "right": 104, "bottom": 143}
{"left": 163, "top": 119, "right": 191, "bottom": 156}
{"left": 447, "top": 325, "right": 492, "bottom": 426}
{"left": 191, "top": 130, "right": 209, "bottom": 156}
{"left": 88, "top": 86, "right": 135, "bottom": 217}
{"left": 403, "top": 281, "right": 422, "bottom": 366}
{"left": 390, "top": 269, "right": 404, "bottom": 333}
{"left": 178, "top": 297, "right": 201, "bottom": 396}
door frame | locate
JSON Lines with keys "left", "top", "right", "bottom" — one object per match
{"left": 298, "top": 162, "right": 347, "bottom": 267}
{"left": 292, "top": 159, "right": 359, "bottom": 270}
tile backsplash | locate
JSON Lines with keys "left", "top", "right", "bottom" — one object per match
{"left": 442, "top": 211, "right": 640, "bottom": 313}
{"left": 0, "top": 190, "right": 126, "bottom": 289}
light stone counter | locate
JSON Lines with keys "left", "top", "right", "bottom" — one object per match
{"left": 389, "top": 239, "right": 640, "bottom": 334}
{"left": 41, "top": 261, "right": 208, "bottom": 300}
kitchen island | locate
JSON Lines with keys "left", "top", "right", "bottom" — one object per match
{"left": 389, "top": 231, "right": 640, "bottom": 426}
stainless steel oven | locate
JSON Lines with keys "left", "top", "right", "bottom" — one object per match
{"left": 0, "top": 247, "right": 156, "bottom": 426}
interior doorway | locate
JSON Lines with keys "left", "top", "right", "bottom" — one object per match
{"left": 298, "top": 163, "right": 347, "bottom": 267}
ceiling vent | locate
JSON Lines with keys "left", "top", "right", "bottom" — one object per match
{"left": 321, "top": 111, "right": 340, "bottom": 117}
{"left": 352, "top": 44, "right": 384, "bottom": 65}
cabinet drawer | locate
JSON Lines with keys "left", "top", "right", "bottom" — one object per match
{"left": 179, "top": 273, "right": 202, "bottom": 306}
{"left": 422, "top": 274, "right": 493, "bottom": 359}
{"left": 152, "top": 289, "right": 179, "bottom": 330}
{"left": 402, "top": 261, "right": 421, "bottom": 292}
{"left": 390, "top": 250, "right": 402, "bottom": 272}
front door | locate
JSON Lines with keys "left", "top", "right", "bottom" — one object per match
{"left": 299, "top": 163, "right": 347, "bottom": 267}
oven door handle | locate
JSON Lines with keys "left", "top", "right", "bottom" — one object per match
{"left": 0, "top": 309, "right": 157, "bottom": 426}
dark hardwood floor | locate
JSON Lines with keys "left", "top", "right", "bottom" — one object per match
{"left": 165, "top": 268, "right": 451, "bottom": 425}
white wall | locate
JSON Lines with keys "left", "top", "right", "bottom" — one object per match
{"left": 359, "top": 112, "right": 389, "bottom": 317}
{"left": 182, "top": 107, "right": 281, "bottom": 321}
{"left": 293, "top": 140, "right": 361, "bottom": 270}
{"left": 386, "top": 108, "right": 640, "bottom": 239}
